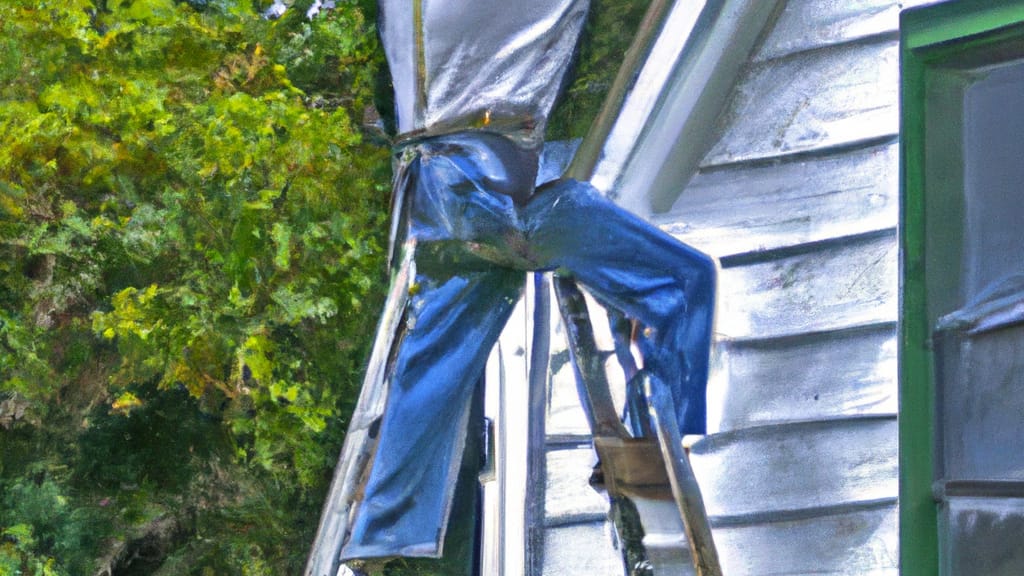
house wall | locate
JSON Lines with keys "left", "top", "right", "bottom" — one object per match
{"left": 531, "top": 1, "right": 942, "bottom": 573}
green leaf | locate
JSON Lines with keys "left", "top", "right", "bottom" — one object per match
{"left": 2, "top": 523, "right": 36, "bottom": 548}
{"left": 270, "top": 222, "right": 291, "bottom": 270}
{"left": 124, "top": 0, "right": 176, "bottom": 23}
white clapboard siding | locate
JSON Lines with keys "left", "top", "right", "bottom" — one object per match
{"left": 753, "top": 0, "right": 900, "bottom": 62}
{"left": 660, "top": 0, "right": 903, "bottom": 572}
{"left": 541, "top": 292, "right": 625, "bottom": 576}
{"left": 711, "top": 503, "right": 898, "bottom": 575}
{"left": 535, "top": 1, "right": 905, "bottom": 574}
{"left": 702, "top": 39, "right": 898, "bottom": 167}
{"left": 689, "top": 417, "right": 897, "bottom": 520}
{"left": 654, "top": 0, "right": 900, "bottom": 572}
{"left": 714, "top": 323, "right": 897, "bottom": 431}
{"left": 715, "top": 232, "right": 897, "bottom": 341}
{"left": 652, "top": 142, "right": 898, "bottom": 259}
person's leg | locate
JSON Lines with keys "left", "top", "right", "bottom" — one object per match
{"left": 342, "top": 133, "right": 541, "bottom": 560}
{"left": 341, "top": 262, "right": 523, "bottom": 560}
{"left": 524, "top": 178, "right": 716, "bottom": 435}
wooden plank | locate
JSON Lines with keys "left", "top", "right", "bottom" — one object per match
{"left": 701, "top": 39, "right": 899, "bottom": 167}
{"left": 688, "top": 417, "right": 897, "bottom": 519}
{"left": 655, "top": 142, "right": 898, "bottom": 258}
{"left": 713, "top": 323, "right": 897, "bottom": 432}
{"left": 753, "top": 0, "right": 899, "bottom": 62}
{"left": 716, "top": 232, "right": 898, "bottom": 340}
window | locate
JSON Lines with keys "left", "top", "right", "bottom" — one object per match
{"left": 901, "top": 3, "right": 1024, "bottom": 574}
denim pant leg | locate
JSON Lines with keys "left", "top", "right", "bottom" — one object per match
{"left": 524, "top": 179, "right": 716, "bottom": 435}
{"left": 343, "top": 134, "right": 534, "bottom": 560}
{"left": 342, "top": 264, "right": 523, "bottom": 559}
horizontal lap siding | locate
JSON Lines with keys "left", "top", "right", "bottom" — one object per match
{"left": 656, "top": 0, "right": 903, "bottom": 573}
{"left": 714, "top": 323, "right": 897, "bottom": 430}
{"left": 540, "top": 0, "right": 905, "bottom": 573}
{"left": 716, "top": 232, "right": 897, "bottom": 341}
{"left": 712, "top": 504, "right": 898, "bottom": 575}
{"left": 653, "top": 142, "right": 897, "bottom": 258}
{"left": 702, "top": 40, "right": 898, "bottom": 167}
{"left": 689, "top": 417, "right": 898, "bottom": 520}
{"left": 753, "top": 0, "right": 899, "bottom": 62}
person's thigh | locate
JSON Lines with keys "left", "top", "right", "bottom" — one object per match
{"left": 524, "top": 179, "right": 716, "bottom": 434}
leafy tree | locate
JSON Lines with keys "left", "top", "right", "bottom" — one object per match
{"left": 1, "top": 0, "right": 390, "bottom": 572}
{"left": 0, "top": 0, "right": 645, "bottom": 573}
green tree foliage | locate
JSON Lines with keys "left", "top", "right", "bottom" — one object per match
{"left": 547, "top": 0, "right": 649, "bottom": 141}
{"left": 0, "top": 0, "right": 647, "bottom": 572}
{"left": 0, "top": 0, "right": 391, "bottom": 573}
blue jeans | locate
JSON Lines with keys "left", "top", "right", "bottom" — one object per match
{"left": 341, "top": 132, "right": 715, "bottom": 560}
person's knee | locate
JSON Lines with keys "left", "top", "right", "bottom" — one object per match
{"left": 686, "top": 250, "right": 717, "bottom": 310}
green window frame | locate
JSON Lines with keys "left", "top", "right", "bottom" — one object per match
{"left": 900, "top": 2, "right": 1024, "bottom": 575}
